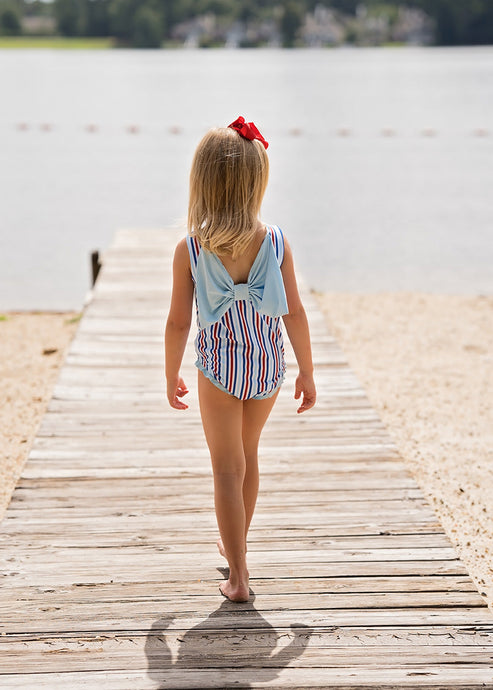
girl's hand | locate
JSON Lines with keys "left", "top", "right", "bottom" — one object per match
{"left": 294, "top": 372, "right": 316, "bottom": 414}
{"left": 167, "top": 376, "right": 189, "bottom": 410}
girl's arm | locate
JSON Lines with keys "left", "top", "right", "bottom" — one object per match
{"left": 281, "top": 238, "right": 316, "bottom": 414}
{"left": 165, "top": 238, "right": 194, "bottom": 410}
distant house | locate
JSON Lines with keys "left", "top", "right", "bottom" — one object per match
{"left": 173, "top": 14, "right": 280, "bottom": 48}
{"left": 347, "top": 3, "right": 435, "bottom": 46}
{"left": 355, "top": 4, "right": 389, "bottom": 45}
{"left": 21, "top": 15, "right": 57, "bottom": 36}
{"left": 302, "top": 5, "right": 345, "bottom": 47}
{"left": 391, "top": 8, "right": 435, "bottom": 46}
{"left": 172, "top": 14, "right": 217, "bottom": 48}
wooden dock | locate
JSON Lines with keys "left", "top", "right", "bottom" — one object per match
{"left": 1, "top": 228, "right": 492, "bottom": 688}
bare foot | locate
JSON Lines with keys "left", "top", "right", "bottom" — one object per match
{"left": 217, "top": 538, "right": 227, "bottom": 559}
{"left": 219, "top": 575, "right": 250, "bottom": 603}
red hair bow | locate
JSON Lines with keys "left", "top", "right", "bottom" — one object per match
{"left": 228, "top": 116, "right": 269, "bottom": 150}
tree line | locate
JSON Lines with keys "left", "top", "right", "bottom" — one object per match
{"left": 1, "top": 0, "right": 492, "bottom": 47}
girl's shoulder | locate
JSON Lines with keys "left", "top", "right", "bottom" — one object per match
{"left": 175, "top": 236, "right": 190, "bottom": 256}
{"left": 173, "top": 237, "right": 193, "bottom": 272}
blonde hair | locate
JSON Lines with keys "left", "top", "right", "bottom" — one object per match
{"left": 188, "top": 126, "right": 269, "bottom": 259}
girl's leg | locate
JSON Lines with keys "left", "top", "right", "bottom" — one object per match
{"left": 197, "top": 371, "right": 249, "bottom": 602}
{"left": 241, "top": 390, "right": 280, "bottom": 540}
{"left": 216, "top": 389, "right": 280, "bottom": 557}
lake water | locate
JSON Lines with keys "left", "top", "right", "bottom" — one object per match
{"left": 1, "top": 46, "right": 492, "bottom": 310}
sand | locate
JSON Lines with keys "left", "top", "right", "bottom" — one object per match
{"left": 0, "top": 312, "right": 80, "bottom": 521}
{"left": 316, "top": 292, "right": 493, "bottom": 613}
{"left": 0, "top": 296, "right": 492, "bottom": 614}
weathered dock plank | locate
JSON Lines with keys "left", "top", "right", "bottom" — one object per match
{"left": 1, "top": 227, "right": 492, "bottom": 688}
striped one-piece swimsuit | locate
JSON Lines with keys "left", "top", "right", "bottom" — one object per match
{"left": 186, "top": 225, "right": 289, "bottom": 401}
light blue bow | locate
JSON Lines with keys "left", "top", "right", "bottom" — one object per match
{"left": 195, "top": 234, "right": 289, "bottom": 329}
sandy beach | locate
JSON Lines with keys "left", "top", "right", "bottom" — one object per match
{"left": 0, "top": 312, "right": 79, "bottom": 521}
{"left": 1, "top": 296, "right": 492, "bottom": 613}
{"left": 316, "top": 292, "right": 493, "bottom": 613}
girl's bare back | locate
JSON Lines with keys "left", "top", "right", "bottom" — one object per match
{"left": 215, "top": 223, "right": 267, "bottom": 284}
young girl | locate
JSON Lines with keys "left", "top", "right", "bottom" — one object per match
{"left": 165, "top": 116, "right": 316, "bottom": 602}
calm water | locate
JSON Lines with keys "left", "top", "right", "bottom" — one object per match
{"left": 1, "top": 47, "right": 492, "bottom": 309}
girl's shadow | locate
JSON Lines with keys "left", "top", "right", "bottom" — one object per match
{"left": 145, "top": 579, "right": 313, "bottom": 688}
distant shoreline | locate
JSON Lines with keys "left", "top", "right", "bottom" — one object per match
{"left": 1, "top": 36, "right": 491, "bottom": 50}
{"left": 0, "top": 36, "right": 115, "bottom": 49}
{"left": 0, "top": 36, "right": 435, "bottom": 50}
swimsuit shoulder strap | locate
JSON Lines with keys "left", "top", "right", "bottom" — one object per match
{"left": 267, "top": 225, "right": 285, "bottom": 266}
{"left": 186, "top": 235, "right": 201, "bottom": 281}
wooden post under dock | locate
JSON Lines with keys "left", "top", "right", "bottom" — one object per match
{"left": 0, "top": 228, "right": 492, "bottom": 688}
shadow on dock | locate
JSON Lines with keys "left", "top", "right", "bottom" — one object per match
{"left": 145, "top": 592, "right": 313, "bottom": 687}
